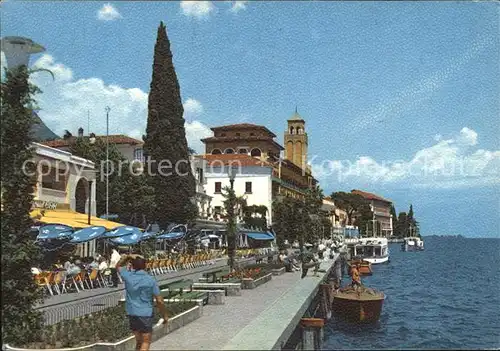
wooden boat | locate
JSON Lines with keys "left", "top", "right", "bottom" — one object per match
{"left": 348, "top": 259, "right": 373, "bottom": 276}
{"left": 332, "top": 286, "right": 385, "bottom": 323}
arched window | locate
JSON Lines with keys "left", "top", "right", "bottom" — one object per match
{"left": 289, "top": 126, "right": 295, "bottom": 134}
{"left": 211, "top": 149, "right": 222, "bottom": 155}
{"left": 224, "top": 148, "right": 235, "bottom": 154}
{"left": 297, "top": 126, "right": 302, "bottom": 134}
{"left": 238, "top": 148, "right": 248, "bottom": 154}
{"left": 250, "top": 148, "right": 262, "bottom": 157}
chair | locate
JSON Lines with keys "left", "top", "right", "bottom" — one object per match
{"left": 52, "top": 271, "right": 67, "bottom": 294}
{"left": 74, "top": 271, "right": 86, "bottom": 291}
{"left": 86, "top": 269, "right": 101, "bottom": 289}
{"left": 34, "top": 272, "right": 53, "bottom": 296}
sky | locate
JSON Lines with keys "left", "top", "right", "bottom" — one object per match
{"left": 1, "top": 1, "right": 499, "bottom": 238}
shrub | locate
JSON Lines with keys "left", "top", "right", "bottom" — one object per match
{"left": 16, "top": 301, "right": 197, "bottom": 349}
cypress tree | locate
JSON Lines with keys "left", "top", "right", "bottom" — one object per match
{"left": 143, "top": 22, "right": 197, "bottom": 228}
{"left": 1, "top": 66, "right": 44, "bottom": 344}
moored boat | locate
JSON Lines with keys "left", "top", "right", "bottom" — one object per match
{"left": 332, "top": 286, "right": 385, "bottom": 323}
{"left": 348, "top": 237, "right": 389, "bottom": 264}
{"left": 348, "top": 259, "right": 373, "bottom": 276}
{"left": 402, "top": 236, "right": 424, "bottom": 252}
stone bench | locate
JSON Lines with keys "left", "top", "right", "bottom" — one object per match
{"left": 192, "top": 282, "right": 242, "bottom": 296}
{"left": 241, "top": 273, "right": 272, "bottom": 289}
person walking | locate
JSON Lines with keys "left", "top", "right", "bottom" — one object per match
{"left": 110, "top": 249, "right": 121, "bottom": 287}
{"left": 117, "top": 254, "right": 169, "bottom": 351}
{"left": 300, "top": 245, "right": 320, "bottom": 279}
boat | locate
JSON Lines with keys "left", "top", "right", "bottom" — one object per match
{"left": 332, "top": 285, "right": 385, "bottom": 323}
{"left": 402, "top": 236, "right": 424, "bottom": 251}
{"left": 348, "top": 237, "right": 389, "bottom": 264}
{"left": 347, "top": 259, "right": 373, "bottom": 276}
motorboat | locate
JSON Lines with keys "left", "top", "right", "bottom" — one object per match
{"left": 347, "top": 259, "right": 373, "bottom": 276}
{"left": 402, "top": 236, "right": 424, "bottom": 251}
{"left": 348, "top": 237, "right": 389, "bottom": 264}
{"left": 332, "top": 285, "right": 385, "bottom": 323}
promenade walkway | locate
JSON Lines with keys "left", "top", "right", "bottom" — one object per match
{"left": 152, "top": 258, "right": 336, "bottom": 350}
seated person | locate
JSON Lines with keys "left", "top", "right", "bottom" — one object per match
{"left": 64, "top": 259, "right": 81, "bottom": 276}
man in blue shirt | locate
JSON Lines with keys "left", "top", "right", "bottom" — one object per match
{"left": 117, "top": 254, "right": 168, "bottom": 351}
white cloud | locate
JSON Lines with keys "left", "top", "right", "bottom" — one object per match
{"left": 230, "top": 1, "right": 248, "bottom": 13}
{"left": 29, "top": 54, "right": 211, "bottom": 154}
{"left": 97, "top": 4, "right": 122, "bottom": 21}
{"left": 180, "top": 1, "right": 215, "bottom": 19}
{"left": 183, "top": 98, "right": 204, "bottom": 117}
{"left": 311, "top": 128, "right": 500, "bottom": 189}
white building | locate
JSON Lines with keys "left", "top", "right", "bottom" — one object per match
{"left": 31, "top": 142, "right": 98, "bottom": 257}
{"left": 201, "top": 154, "right": 273, "bottom": 226}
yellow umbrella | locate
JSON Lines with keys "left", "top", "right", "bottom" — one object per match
{"left": 30, "top": 208, "right": 125, "bottom": 230}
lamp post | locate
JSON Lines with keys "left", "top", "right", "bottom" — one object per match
{"left": 227, "top": 165, "right": 237, "bottom": 271}
{"left": 105, "top": 106, "right": 110, "bottom": 219}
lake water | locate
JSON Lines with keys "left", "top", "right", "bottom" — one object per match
{"left": 323, "top": 236, "right": 500, "bottom": 350}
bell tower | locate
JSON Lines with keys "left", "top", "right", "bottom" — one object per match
{"left": 284, "top": 108, "right": 308, "bottom": 170}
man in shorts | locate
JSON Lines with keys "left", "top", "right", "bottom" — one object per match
{"left": 117, "top": 254, "right": 168, "bottom": 351}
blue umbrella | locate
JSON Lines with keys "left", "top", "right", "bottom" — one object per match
{"left": 140, "top": 231, "right": 157, "bottom": 241}
{"left": 109, "top": 232, "right": 143, "bottom": 246}
{"left": 37, "top": 224, "right": 74, "bottom": 240}
{"left": 104, "top": 226, "right": 142, "bottom": 238}
{"left": 70, "top": 226, "right": 107, "bottom": 243}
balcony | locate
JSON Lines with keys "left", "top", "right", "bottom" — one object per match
{"left": 271, "top": 177, "right": 307, "bottom": 195}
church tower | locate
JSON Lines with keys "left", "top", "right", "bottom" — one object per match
{"left": 284, "top": 108, "right": 308, "bottom": 170}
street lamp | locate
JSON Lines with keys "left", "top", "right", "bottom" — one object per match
{"left": 226, "top": 165, "right": 237, "bottom": 271}
{"left": 227, "top": 165, "right": 236, "bottom": 190}
{"left": 1, "top": 36, "right": 45, "bottom": 70}
{"left": 105, "top": 106, "right": 110, "bottom": 219}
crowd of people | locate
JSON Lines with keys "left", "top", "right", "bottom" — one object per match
{"left": 31, "top": 249, "right": 123, "bottom": 288}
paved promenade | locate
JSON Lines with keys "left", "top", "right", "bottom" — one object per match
{"left": 151, "top": 258, "right": 336, "bottom": 351}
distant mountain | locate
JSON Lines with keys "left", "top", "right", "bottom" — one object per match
{"left": 31, "top": 111, "right": 60, "bottom": 142}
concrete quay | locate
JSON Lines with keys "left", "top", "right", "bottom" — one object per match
{"left": 152, "top": 255, "right": 338, "bottom": 350}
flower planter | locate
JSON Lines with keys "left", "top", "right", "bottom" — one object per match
{"left": 271, "top": 267, "right": 286, "bottom": 276}
{"left": 5, "top": 305, "right": 202, "bottom": 351}
{"left": 241, "top": 273, "right": 272, "bottom": 289}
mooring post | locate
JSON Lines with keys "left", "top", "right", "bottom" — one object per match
{"left": 319, "top": 284, "right": 332, "bottom": 320}
{"left": 300, "top": 318, "right": 325, "bottom": 350}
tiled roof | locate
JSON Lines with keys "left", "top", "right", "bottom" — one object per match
{"left": 201, "top": 135, "right": 285, "bottom": 150}
{"left": 210, "top": 123, "right": 276, "bottom": 137}
{"left": 199, "top": 154, "right": 273, "bottom": 168}
{"left": 351, "top": 189, "right": 391, "bottom": 203}
{"left": 42, "top": 135, "right": 143, "bottom": 148}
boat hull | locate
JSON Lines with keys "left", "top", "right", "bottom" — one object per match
{"left": 362, "top": 256, "right": 389, "bottom": 264}
{"left": 332, "top": 294, "right": 384, "bottom": 323}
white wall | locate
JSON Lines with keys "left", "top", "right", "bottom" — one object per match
{"left": 205, "top": 166, "right": 273, "bottom": 226}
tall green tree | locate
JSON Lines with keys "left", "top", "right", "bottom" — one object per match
{"left": 143, "top": 22, "right": 197, "bottom": 228}
{"left": 330, "top": 191, "right": 369, "bottom": 225}
{"left": 395, "top": 212, "right": 408, "bottom": 238}
{"left": 242, "top": 205, "right": 268, "bottom": 231}
{"left": 1, "top": 66, "right": 44, "bottom": 344}
{"left": 272, "top": 196, "right": 310, "bottom": 250}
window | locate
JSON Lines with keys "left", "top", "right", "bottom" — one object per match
{"left": 245, "top": 181, "right": 252, "bottom": 193}
{"left": 250, "top": 148, "right": 261, "bottom": 157}
{"left": 214, "top": 206, "right": 222, "bottom": 215}
{"left": 134, "top": 148, "right": 144, "bottom": 162}
{"left": 211, "top": 149, "right": 222, "bottom": 155}
{"left": 40, "top": 165, "right": 67, "bottom": 192}
{"left": 225, "top": 148, "right": 235, "bottom": 154}
{"left": 238, "top": 148, "right": 248, "bottom": 154}
{"left": 236, "top": 133, "right": 241, "bottom": 137}
{"left": 215, "top": 182, "right": 222, "bottom": 193}
{"left": 250, "top": 133, "right": 255, "bottom": 136}
{"left": 221, "top": 133, "right": 226, "bottom": 137}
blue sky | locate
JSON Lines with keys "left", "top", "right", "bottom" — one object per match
{"left": 2, "top": 1, "right": 499, "bottom": 237}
